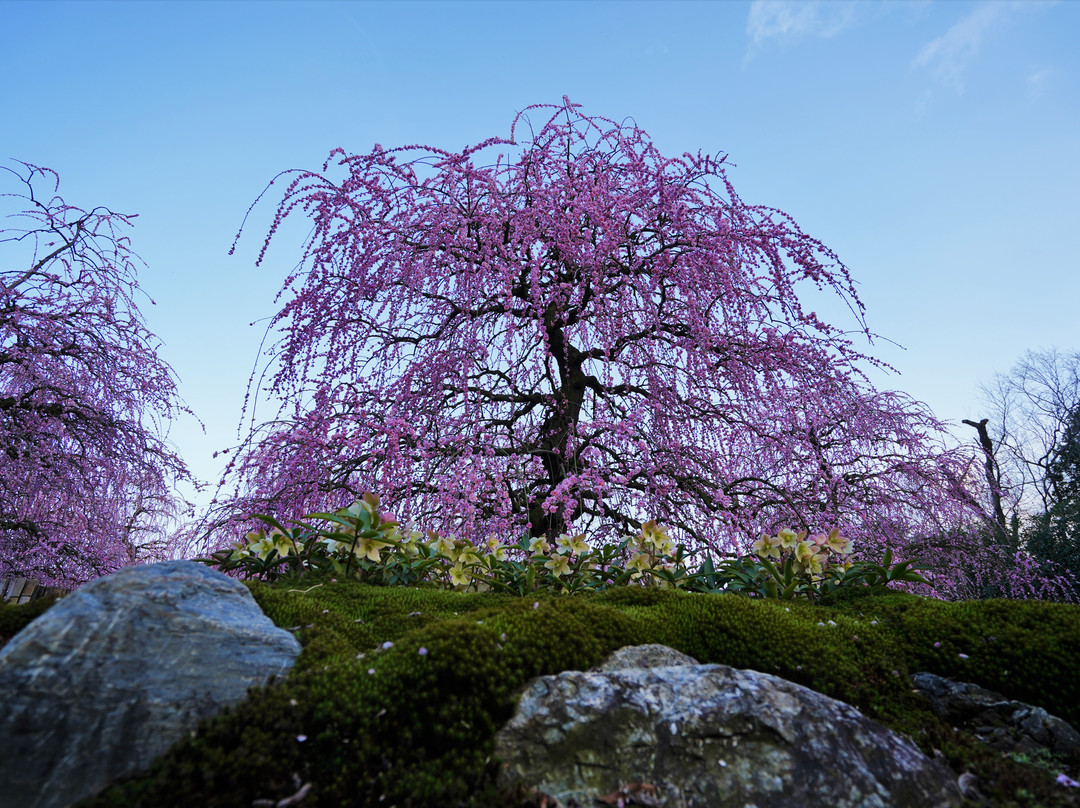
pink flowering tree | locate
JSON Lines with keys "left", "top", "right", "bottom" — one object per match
{"left": 206, "top": 100, "right": 991, "bottom": 575}
{"left": 0, "top": 162, "right": 194, "bottom": 587}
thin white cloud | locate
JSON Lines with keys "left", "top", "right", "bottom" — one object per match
{"left": 911, "top": 1, "right": 1030, "bottom": 93}
{"left": 746, "top": 0, "right": 859, "bottom": 49}
{"left": 1026, "top": 65, "right": 1056, "bottom": 100}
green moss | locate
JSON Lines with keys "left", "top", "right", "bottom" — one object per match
{"left": 82, "top": 585, "right": 656, "bottom": 808}
{"left": 65, "top": 581, "right": 1080, "bottom": 808}
{"left": 824, "top": 593, "right": 1080, "bottom": 727}
{"left": 0, "top": 595, "right": 61, "bottom": 649}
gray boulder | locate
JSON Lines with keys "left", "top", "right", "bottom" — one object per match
{"left": 494, "top": 644, "right": 963, "bottom": 808}
{"left": 911, "top": 671, "right": 1080, "bottom": 759}
{"left": 0, "top": 560, "right": 302, "bottom": 808}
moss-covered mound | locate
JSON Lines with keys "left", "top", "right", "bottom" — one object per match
{"left": 0, "top": 594, "right": 60, "bottom": 646}
{"left": 7, "top": 576, "right": 1065, "bottom": 808}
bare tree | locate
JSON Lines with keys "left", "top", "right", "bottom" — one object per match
{"left": 978, "top": 348, "right": 1080, "bottom": 519}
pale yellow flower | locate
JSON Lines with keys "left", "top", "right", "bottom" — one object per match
{"left": 269, "top": 530, "right": 295, "bottom": 557}
{"left": 638, "top": 520, "right": 673, "bottom": 555}
{"left": 485, "top": 535, "right": 508, "bottom": 561}
{"left": 566, "top": 533, "right": 590, "bottom": 555}
{"left": 824, "top": 528, "right": 853, "bottom": 555}
{"left": 354, "top": 536, "right": 389, "bottom": 563}
{"left": 794, "top": 540, "right": 826, "bottom": 578}
{"left": 432, "top": 534, "right": 457, "bottom": 559}
{"left": 235, "top": 532, "right": 262, "bottom": 558}
{"left": 752, "top": 533, "right": 782, "bottom": 560}
{"left": 453, "top": 542, "right": 482, "bottom": 566}
{"left": 529, "top": 536, "right": 551, "bottom": 554}
{"left": 777, "top": 528, "right": 805, "bottom": 550}
{"left": 794, "top": 540, "right": 817, "bottom": 565}
{"left": 626, "top": 551, "right": 651, "bottom": 574}
{"left": 245, "top": 533, "right": 277, "bottom": 560}
{"left": 399, "top": 529, "right": 424, "bottom": 556}
{"left": 448, "top": 563, "right": 472, "bottom": 588}
{"left": 544, "top": 554, "right": 571, "bottom": 577}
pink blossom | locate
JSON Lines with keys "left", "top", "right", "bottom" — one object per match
{"left": 196, "top": 100, "right": 1076, "bottom": 603}
{"left": 0, "top": 162, "right": 195, "bottom": 587}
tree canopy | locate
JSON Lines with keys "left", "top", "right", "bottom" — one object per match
{"left": 1025, "top": 398, "right": 1080, "bottom": 580}
{"left": 0, "top": 162, "right": 193, "bottom": 586}
{"left": 207, "top": 100, "right": 985, "bottom": 567}
{"left": 979, "top": 347, "right": 1080, "bottom": 517}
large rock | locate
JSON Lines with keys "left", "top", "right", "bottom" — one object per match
{"left": 0, "top": 560, "right": 302, "bottom": 808}
{"left": 911, "top": 671, "right": 1080, "bottom": 759}
{"left": 494, "top": 644, "right": 964, "bottom": 808}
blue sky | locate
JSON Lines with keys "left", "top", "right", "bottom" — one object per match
{"left": 2, "top": 0, "right": 1078, "bottom": 521}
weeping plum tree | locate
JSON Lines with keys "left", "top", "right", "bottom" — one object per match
{"left": 209, "top": 100, "right": 985, "bottom": 568}
{"left": 0, "top": 162, "right": 194, "bottom": 587}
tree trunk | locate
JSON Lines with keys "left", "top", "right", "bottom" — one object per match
{"left": 963, "top": 418, "right": 1009, "bottom": 544}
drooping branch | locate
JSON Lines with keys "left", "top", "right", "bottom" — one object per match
{"left": 203, "top": 99, "right": 984, "bottom": 568}
{"left": 0, "top": 161, "right": 197, "bottom": 587}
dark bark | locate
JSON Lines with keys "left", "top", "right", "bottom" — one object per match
{"left": 963, "top": 418, "right": 1008, "bottom": 541}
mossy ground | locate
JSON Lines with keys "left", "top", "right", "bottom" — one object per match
{"left": 0, "top": 594, "right": 59, "bottom": 646}
{"left": 4, "top": 576, "right": 1076, "bottom": 808}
